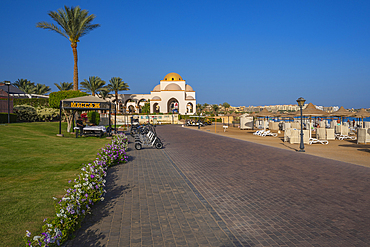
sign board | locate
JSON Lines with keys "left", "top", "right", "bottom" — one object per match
{"left": 62, "top": 101, "right": 111, "bottom": 110}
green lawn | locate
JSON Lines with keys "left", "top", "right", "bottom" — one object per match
{"left": 0, "top": 122, "right": 111, "bottom": 247}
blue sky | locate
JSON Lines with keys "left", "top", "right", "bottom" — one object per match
{"left": 1, "top": 0, "right": 369, "bottom": 108}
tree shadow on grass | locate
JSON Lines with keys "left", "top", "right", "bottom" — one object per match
{"left": 65, "top": 165, "right": 134, "bottom": 247}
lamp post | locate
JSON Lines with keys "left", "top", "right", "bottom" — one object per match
{"left": 296, "top": 97, "right": 306, "bottom": 152}
{"left": 4, "top": 81, "right": 11, "bottom": 124}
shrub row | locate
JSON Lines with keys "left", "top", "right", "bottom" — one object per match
{"left": 24, "top": 134, "right": 129, "bottom": 247}
{"left": 14, "top": 105, "right": 59, "bottom": 122}
{"left": 49, "top": 91, "right": 88, "bottom": 109}
{"left": 14, "top": 98, "right": 49, "bottom": 107}
{"left": 0, "top": 112, "right": 17, "bottom": 123}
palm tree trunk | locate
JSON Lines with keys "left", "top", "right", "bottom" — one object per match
{"left": 71, "top": 43, "right": 78, "bottom": 91}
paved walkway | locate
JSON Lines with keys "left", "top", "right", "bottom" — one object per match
{"left": 68, "top": 125, "right": 370, "bottom": 246}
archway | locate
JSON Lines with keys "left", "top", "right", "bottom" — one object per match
{"left": 153, "top": 103, "right": 160, "bottom": 113}
{"left": 128, "top": 105, "right": 135, "bottom": 113}
{"left": 167, "top": 98, "right": 179, "bottom": 113}
{"left": 186, "top": 103, "right": 194, "bottom": 113}
{"left": 137, "top": 99, "right": 147, "bottom": 113}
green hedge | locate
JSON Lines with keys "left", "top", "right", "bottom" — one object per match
{"left": 13, "top": 98, "right": 49, "bottom": 107}
{"left": 87, "top": 111, "right": 100, "bottom": 125}
{"left": 0, "top": 113, "right": 17, "bottom": 123}
{"left": 49, "top": 91, "right": 88, "bottom": 109}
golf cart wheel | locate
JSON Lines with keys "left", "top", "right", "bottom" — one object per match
{"left": 135, "top": 143, "right": 142, "bottom": 150}
{"left": 155, "top": 142, "right": 163, "bottom": 149}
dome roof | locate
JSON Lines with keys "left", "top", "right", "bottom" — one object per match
{"left": 163, "top": 72, "right": 183, "bottom": 81}
{"left": 185, "top": 95, "right": 194, "bottom": 100}
{"left": 152, "top": 84, "right": 160, "bottom": 92}
{"left": 164, "top": 83, "right": 182, "bottom": 91}
{"left": 152, "top": 96, "right": 161, "bottom": 101}
{"left": 185, "top": 84, "right": 194, "bottom": 92}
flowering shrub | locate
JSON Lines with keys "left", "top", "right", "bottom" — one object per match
{"left": 24, "top": 133, "right": 128, "bottom": 246}
{"left": 36, "top": 106, "right": 59, "bottom": 122}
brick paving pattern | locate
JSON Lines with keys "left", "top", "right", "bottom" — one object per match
{"left": 159, "top": 125, "right": 370, "bottom": 247}
{"left": 67, "top": 136, "right": 238, "bottom": 247}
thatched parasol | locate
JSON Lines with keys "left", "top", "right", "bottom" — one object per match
{"left": 351, "top": 108, "right": 370, "bottom": 128}
{"left": 330, "top": 106, "right": 354, "bottom": 134}
{"left": 255, "top": 108, "right": 272, "bottom": 117}
{"left": 256, "top": 108, "right": 273, "bottom": 130}
{"left": 290, "top": 103, "right": 329, "bottom": 138}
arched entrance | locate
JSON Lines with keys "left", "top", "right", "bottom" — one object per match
{"left": 137, "top": 99, "right": 147, "bottom": 113}
{"left": 153, "top": 103, "right": 160, "bottom": 113}
{"left": 186, "top": 103, "right": 193, "bottom": 113}
{"left": 128, "top": 105, "right": 135, "bottom": 113}
{"left": 167, "top": 98, "right": 179, "bottom": 113}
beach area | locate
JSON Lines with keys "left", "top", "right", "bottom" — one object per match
{"left": 183, "top": 123, "right": 370, "bottom": 168}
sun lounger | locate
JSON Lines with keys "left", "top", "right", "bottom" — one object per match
{"left": 309, "top": 138, "right": 329, "bottom": 145}
{"left": 261, "top": 130, "right": 278, "bottom": 137}
{"left": 335, "top": 134, "right": 356, "bottom": 140}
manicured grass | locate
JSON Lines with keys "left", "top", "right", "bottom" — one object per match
{"left": 0, "top": 122, "right": 111, "bottom": 247}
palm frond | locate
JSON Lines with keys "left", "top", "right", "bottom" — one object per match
{"left": 54, "top": 82, "right": 73, "bottom": 91}
{"left": 80, "top": 76, "right": 106, "bottom": 96}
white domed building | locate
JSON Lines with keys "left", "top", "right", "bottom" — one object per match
{"left": 119, "top": 72, "right": 196, "bottom": 115}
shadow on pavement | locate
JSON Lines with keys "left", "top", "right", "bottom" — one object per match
{"left": 65, "top": 165, "right": 134, "bottom": 246}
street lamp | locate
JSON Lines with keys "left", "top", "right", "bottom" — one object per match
{"left": 4, "top": 81, "right": 11, "bottom": 124}
{"left": 296, "top": 97, "right": 306, "bottom": 152}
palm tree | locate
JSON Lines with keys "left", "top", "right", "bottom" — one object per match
{"left": 196, "top": 103, "right": 203, "bottom": 113}
{"left": 99, "top": 87, "right": 110, "bottom": 100}
{"left": 35, "top": 83, "right": 51, "bottom": 95}
{"left": 212, "top": 104, "right": 219, "bottom": 115}
{"left": 106, "top": 77, "right": 129, "bottom": 108}
{"left": 80, "top": 76, "right": 106, "bottom": 96}
{"left": 36, "top": 6, "right": 100, "bottom": 91}
{"left": 13, "top": 79, "right": 36, "bottom": 94}
{"left": 54, "top": 82, "right": 73, "bottom": 91}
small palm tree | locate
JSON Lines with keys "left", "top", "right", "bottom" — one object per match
{"left": 196, "top": 103, "right": 203, "bottom": 113}
{"left": 212, "top": 104, "right": 219, "bottom": 115}
{"left": 36, "top": 6, "right": 100, "bottom": 91}
{"left": 35, "top": 83, "right": 51, "bottom": 95}
{"left": 106, "top": 77, "right": 129, "bottom": 110}
{"left": 99, "top": 87, "right": 110, "bottom": 100}
{"left": 54, "top": 82, "right": 73, "bottom": 91}
{"left": 80, "top": 76, "right": 106, "bottom": 96}
{"left": 13, "top": 79, "right": 36, "bottom": 94}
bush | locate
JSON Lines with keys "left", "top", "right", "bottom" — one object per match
{"left": 49, "top": 91, "right": 88, "bottom": 109}
{"left": 0, "top": 112, "right": 17, "bottom": 123}
{"left": 13, "top": 98, "right": 49, "bottom": 107}
{"left": 14, "top": 105, "right": 38, "bottom": 122}
{"left": 87, "top": 111, "right": 100, "bottom": 125}
{"left": 36, "top": 106, "right": 59, "bottom": 122}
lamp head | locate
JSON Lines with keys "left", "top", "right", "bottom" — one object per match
{"left": 296, "top": 97, "right": 306, "bottom": 107}
{"left": 4, "top": 81, "right": 11, "bottom": 86}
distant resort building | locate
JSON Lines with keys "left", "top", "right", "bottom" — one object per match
{"left": 118, "top": 72, "right": 196, "bottom": 115}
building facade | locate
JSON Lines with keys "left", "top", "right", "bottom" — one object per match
{"left": 119, "top": 72, "right": 196, "bottom": 115}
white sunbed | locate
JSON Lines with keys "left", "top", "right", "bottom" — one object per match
{"left": 309, "top": 138, "right": 329, "bottom": 145}
{"left": 253, "top": 130, "right": 264, "bottom": 136}
{"left": 261, "top": 130, "right": 278, "bottom": 137}
{"left": 335, "top": 134, "right": 356, "bottom": 141}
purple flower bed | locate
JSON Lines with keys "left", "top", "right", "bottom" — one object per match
{"left": 24, "top": 134, "right": 128, "bottom": 246}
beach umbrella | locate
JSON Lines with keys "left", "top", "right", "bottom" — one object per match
{"left": 351, "top": 108, "right": 370, "bottom": 128}
{"left": 256, "top": 108, "right": 272, "bottom": 130}
{"left": 288, "top": 103, "right": 329, "bottom": 138}
{"left": 330, "top": 106, "right": 354, "bottom": 135}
